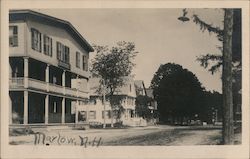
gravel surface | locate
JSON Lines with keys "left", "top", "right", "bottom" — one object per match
{"left": 9, "top": 125, "right": 240, "bottom": 146}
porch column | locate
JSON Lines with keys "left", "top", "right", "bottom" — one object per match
{"left": 75, "top": 100, "right": 79, "bottom": 124}
{"left": 76, "top": 75, "right": 79, "bottom": 97}
{"left": 23, "top": 57, "right": 29, "bottom": 88}
{"left": 9, "top": 62, "right": 12, "bottom": 79}
{"left": 46, "top": 64, "right": 50, "bottom": 92}
{"left": 45, "top": 95, "right": 49, "bottom": 124}
{"left": 62, "top": 97, "right": 65, "bottom": 124}
{"left": 24, "top": 90, "right": 28, "bottom": 124}
{"left": 9, "top": 95, "right": 12, "bottom": 124}
{"left": 62, "top": 70, "right": 66, "bottom": 95}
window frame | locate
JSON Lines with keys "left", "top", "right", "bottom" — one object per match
{"left": 82, "top": 55, "right": 88, "bottom": 71}
{"left": 43, "top": 34, "right": 53, "bottom": 57}
{"left": 57, "top": 41, "right": 70, "bottom": 64}
{"left": 31, "top": 28, "right": 42, "bottom": 52}
{"left": 76, "top": 51, "right": 80, "bottom": 68}
{"left": 9, "top": 26, "right": 18, "bottom": 47}
{"left": 89, "top": 111, "right": 96, "bottom": 119}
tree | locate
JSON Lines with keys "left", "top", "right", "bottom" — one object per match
{"left": 91, "top": 41, "right": 138, "bottom": 127}
{"left": 150, "top": 63, "right": 204, "bottom": 124}
{"left": 179, "top": 9, "right": 239, "bottom": 144}
{"left": 222, "top": 9, "right": 234, "bottom": 144}
{"left": 135, "top": 95, "right": 152, "bottom": 119}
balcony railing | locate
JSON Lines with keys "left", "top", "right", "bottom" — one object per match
{"left": 65, "top": 87, "right": 77, "bottom": 97}
{"left": 78, "top": 90, "right": 89, "bottom": 99}
{"left": 28, "top": 78, "right": 47, "bottom": 91}
{"left": 9, "top": 77, "right": 24, "bottom": 89}
{"left": 10, "top": 77, "right": 89, "bottom": 99}
{"left": 49, "top": 83, "right": 64, "bottom": 94}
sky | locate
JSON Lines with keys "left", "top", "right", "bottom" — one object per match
{"left": 38, "top": 8, "right": 224, "bottom": 92}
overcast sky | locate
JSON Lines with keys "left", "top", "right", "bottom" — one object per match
{"left": 38, "top": 8, "right": 224, "bottom": 92}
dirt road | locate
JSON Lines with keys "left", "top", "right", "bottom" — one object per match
{"left": 10, "top": 125, "right": 224, "bottom": 146}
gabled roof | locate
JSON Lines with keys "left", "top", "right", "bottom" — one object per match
{"left": 145, "top": 88, "right": 154, "bottom": 98}
{"left": 9, "top": 9, "right": 94, "bottom": 52}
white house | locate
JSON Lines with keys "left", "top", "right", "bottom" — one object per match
{"left": 77, "top": 77, "right": 147, "bottom": 126}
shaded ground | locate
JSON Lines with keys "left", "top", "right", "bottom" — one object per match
{"left": 9, "top": 125, "right": 240, "bottom": 146}
{"left": 104, "top": 126, "right": 222, "bottom": 145}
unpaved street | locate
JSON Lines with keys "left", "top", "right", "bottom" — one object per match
{"left": 10, "top": 125, "right": 224, "bottom": 146}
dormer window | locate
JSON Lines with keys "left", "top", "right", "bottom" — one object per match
{"left": 9, "top": 26, "right": 18, "bottom": 47}
{"left": 31, "top": 28, "right": 42, "bottom": 52}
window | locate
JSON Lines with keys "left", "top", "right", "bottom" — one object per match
{"left": 43, "top": 35, "right": 52, "bottom": 56}
{"left": 57, "top": 42, "right": 70, "bottom": 64}
{"left": 76, "top": 52, "right": 80, "bottom": 68}
{"left": 31, "top": 28, "right": 42, "bottom": 52}
{"left": 102, "top": 110, "right": 111, "bottom": 119}
{"left": 79, "top": 111, "right": 87, "bottom": 121}
{"left": 129, "top": 84, "right": 132, "bottom": 92}
{"left": 89, "top": 111, "right": 96, "bottom": 119}
{"left": 9, "top": 26, "right": 18, "bottom": 47}
{"left": 82, "top": 55, "right": 88, "bottom": 71}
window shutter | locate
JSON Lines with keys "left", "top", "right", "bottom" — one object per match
{"left": 31, "top": 29, "right": 34, "bottom": 49}
{"left": 39, "top": 33, "right": 42, "bottom": 52}
{"left": 57, "top": 42, "right": 59, "bottom": 59}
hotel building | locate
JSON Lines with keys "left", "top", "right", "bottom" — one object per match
{"left": 9, "top": 10, "right": 94, "bottom": 126}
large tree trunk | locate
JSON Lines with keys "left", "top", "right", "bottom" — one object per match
{"left": 222, "top": 9, "right": 234, "bottom": 145}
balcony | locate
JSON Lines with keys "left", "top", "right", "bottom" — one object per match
{"left": 65, "top": 87, "right": 77, "bottom": 97}
{"left": 78, "top": 90, "right": 89, "bottom": 99}
{"left": 29, "top": 78, "right": 47, "bottom": 91}
{"left": 49, "top": 83, "right": 64, "bottom": 94}
{"left": 9, "top": 77, "right": 89, "bottom": 99}
{"left": 9, "top": 78, "right": 24, "bottom": 89}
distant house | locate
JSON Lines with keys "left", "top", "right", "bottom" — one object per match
{"left": 134, "top": 80, "right": 147, "bottom": 96}
{"left": 145, "top": 88, "right": 158, "bottom": 112}
{"left": 9, "top": 10, "right": 93, "bottom": 126}
{"left": 77, "top": 77, "right": 143, "bottom": 126}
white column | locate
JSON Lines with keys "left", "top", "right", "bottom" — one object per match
{"left": 62, "top": 98, "right": 65, "bottom": 124}
{"left": 75, "top": 100, "right": 79, "bottom": 124}
{"left": 9, "top": 62, "right": 12, "bottom": 79}
{"left": 62, "top": 70, "right": 66, "bottom": 86}
{"left": 76, "top": 75, "right": 79, "bottom": 97}
{"left": 62, "top": 70, "right": 66, "bottom": 95}
{"left": 23, "top": 90, "right": 28, "bottom": 124}
{"left": 46, "top": 64, "right": 50, "bottom": 92}
{"left": 86, "top": 101, "right": 89, "bottom": 123}
{"left": 45, "top": 95, "right": 49, "bottom": 124}
{"left": 24, "top": 57, "right": 29, "bottom": 88}
{"left": 9, "top": 95, "right": 12, "bottom": 124}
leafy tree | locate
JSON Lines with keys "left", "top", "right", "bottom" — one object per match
{"left": 135, "top": 95, "right": 152, "bottom": 119}
{"left": 91, "top": 41, "right": 138, "bottom": 127}
{"left": 199, "top": 90, "right": 223, "bottom": 124}
{"left": 150, "top": 63, "right": 204, "bottom": 124}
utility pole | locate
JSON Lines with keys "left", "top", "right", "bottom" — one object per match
{"left": 222, "top": 9, "right": 234, "bottom": 144}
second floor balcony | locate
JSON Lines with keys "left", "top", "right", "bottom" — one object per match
{"left": 9, "top": 77, "right": 89, "bottom": 99}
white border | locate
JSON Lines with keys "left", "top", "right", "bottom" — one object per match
{"left": 1, "top": 1, "right": 249, "bottom": 159}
